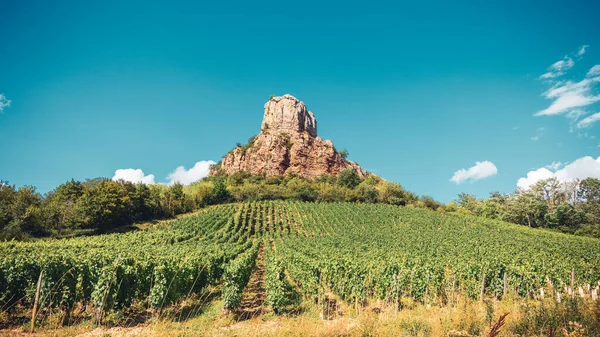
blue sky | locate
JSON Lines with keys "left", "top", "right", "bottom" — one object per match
{"left": 1, "top": 0, "right": 599, "bottom": 203}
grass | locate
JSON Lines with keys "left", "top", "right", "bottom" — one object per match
{"left": 3, "top": 295, "right": 599, "bottom": 336}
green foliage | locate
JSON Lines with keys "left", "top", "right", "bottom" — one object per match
{"left": 261, "top": 201, "right": 600, "bottom": 304}
{"left": 0, "top": 178, "right": 199, "bottom": 240}
{"left": 2, "top": 200, "right": 600, "bottom": 322}
{"left": 377, "top": 181, "right": 407, "bottom": 205}
{"left": 240, "top": 136, "right": 257, "bottom": 155}
{"left": 265, "top": 243, "right": 300, "bottom": 313}
{"left": 578, "top": 177, "right": 600, "bottom": 202}
{"left": 0, "top": 183, "right": 46, "bottom": 239}
{"left": 356, "top": 182, "right": 378, "bottom": 203}
{"left": 222, "top": 241, "right": 259, "bottom": 310}
{"left": 337, "top": 169, "right": 362, "bottom": 189}
{"left": 448, "top": 177, "right": 600, "bottom": 238}
{"left": 339, "top": 148, "right": 349, "bottom": 159}
{"left": 0, "top": 204, "right": 249, "bottom": 313}
{"left": 207, "top": 177, "right": 230, "bottom": 205}
{"left": 292, "top": 184, "right": 318, "bottom": 202}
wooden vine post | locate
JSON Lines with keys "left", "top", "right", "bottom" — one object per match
{"left": 30, "top": 270, "right": 43, "bottom": 333}
{"left": 480, "top": 273, "right": 486, "bottom": 302}
{"left": 503, "top": 272, "right": 508, "bottom": 298}
{"left": 571, "top": 268, "right": 575, "bottom": 297}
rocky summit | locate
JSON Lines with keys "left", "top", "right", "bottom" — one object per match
{"left": 213, "top": 94, "right": 366, "bottom": 178}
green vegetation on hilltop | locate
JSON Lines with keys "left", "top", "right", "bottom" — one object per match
{"left": 0, "top": 171, "right": 427, "bottom": 241}
{"left": 2, "top": 174, "right": 599, "bottom": 243}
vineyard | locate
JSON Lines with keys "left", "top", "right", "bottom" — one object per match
{"left": 2, "top": 201, "right": 600, "bottom": 329}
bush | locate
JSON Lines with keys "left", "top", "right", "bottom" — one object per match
{"left": 293, "top": 185, "right": 318, "bottom": 202}
{"left": 377, "top": 181, "right": 406, "bottom": 205}
{"left": 356, "top": 182, "right": 378, "bottom": 203}
{"left": 265, "top": 176, "right": 283, "bottom": 185}
{"left": 337, "top": 169, "right": 361, "bottom": 189}
{"left": 207, "top": 177, "right": 230, "bottom": 205}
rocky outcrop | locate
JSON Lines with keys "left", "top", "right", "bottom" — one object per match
{"left": 213, "top": 94, "right": 366, "bottom": 178}
{"left": 262, "top": 94, "right": 317, "bottom": 138}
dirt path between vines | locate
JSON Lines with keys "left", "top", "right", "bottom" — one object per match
{"left": 237, "top": 243, "right": 265, "bottom": 320}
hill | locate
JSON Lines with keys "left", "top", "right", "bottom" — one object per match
{"left": 2, "top": 201, "right": 600, "bottom": 335}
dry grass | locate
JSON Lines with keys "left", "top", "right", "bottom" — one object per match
{"left": 2, "top": 295, "right": 599, "bottom": 336}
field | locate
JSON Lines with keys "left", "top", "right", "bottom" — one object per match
{"left": 2, "top": 201, "right": 600, "bottom": 336}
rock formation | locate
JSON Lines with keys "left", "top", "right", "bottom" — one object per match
{"left": 212, "top": 94, "right": 366, "bottom": 178}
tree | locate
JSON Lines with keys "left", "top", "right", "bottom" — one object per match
{"left": 508, "top": 190, "right": 548, "bottom": 228}
{"left": 337, "top": 169, "right": 361, "bottom": 189}
{"left": 164, "top": 183, "right": 187, "bottom": 216}
{"left": 578, "top": 177, "right": 600, "bottom": 202}
{"left": 456, "top": 193, "right": 478, "bottom": 213}
{"left": 43, "top": 179, "right": 85, "bottom": 232}
{"left": 1, "top": 184, "right": 45, "bottom": 239}
{"left": 76, "top": 179, "right": 132, "bottom": 232}
{"left": 339, "top": 148, "right": 349, "bottom": 159}
{"left": 208, "top": 177, "right": 230, "bottom": 205}
{"left": 0, "top": 181, "right": 16, "bottom": 232}
{"left": 577, "top": 178, "right": 600, "bottom": 226}
{"left": 293, "top": 185, "right": 318, "bottom": 202}
{"left": 532, "top": 178, "right": 566, "bottom": 207}
{"left": 377, "top": 181, "right": 406, "bottom": 205}
{"left": 356, "top": 182, "right": 378, "bottom": 203}
{"left": 545, "top": 202, "right": 587, "bottom": 232}
{"left": 421, "top": 195, "right": 442, "bottom": 211}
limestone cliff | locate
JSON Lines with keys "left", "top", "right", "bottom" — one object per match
{"left": 212, "top": 94, "right": 366, "bottom": 178}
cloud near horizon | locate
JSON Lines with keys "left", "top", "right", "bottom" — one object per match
{"left": 166, "top": 160, "right": 216, "bottom": 185}
{"left": 517, "top": 156, "right": 600, "bottom": 189}
{"left": 112, "top": 169, "right": 156, "bottom": 184}
{"left": 450, "top": 161, "right": 498, "bottom": 184}
{"left": 112, "top": 160, "right": 216, "bottom": 186}
{"left": 0, "top": 94, "right": 11, "bottom": 113}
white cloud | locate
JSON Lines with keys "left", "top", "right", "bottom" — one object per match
{"left": 535, "top": 77, "right": 600, "bottom": 116}
{"left": 587, "top": 65, "right": 600, "bottom": 77}
{"left": 112, "top": 168, "right": 155, "bottom": 184}
{"left": 450, "top": 161, "right": 498, "bottom": 184}
{"left": 0, "top": 94, "right": 11, "bottom": 113}
{"left": 517, "top": 167, "right": 554, "bottom": 189}
{"left": 536, "top": 46, "right": 600, "bottom": 121}
{"left": 112, "top": 160, "right": 216, "bottom": 186}
{"left": 539, "top": 57, "right": 574, "bottom": 79}
{"left": 577, "top": 112, "right": 600, "bottom": 128}
{"left": 566, "top": 109, "right": 587, "bottom": 121}
{"left": 167, "top": 160, "right": 216, "bottom": 185}
{"left": 545, "top": 161, "right": 562, "bottom": 170}
{"left": 517, "top": 156, "right": 600, "bottom": 189}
